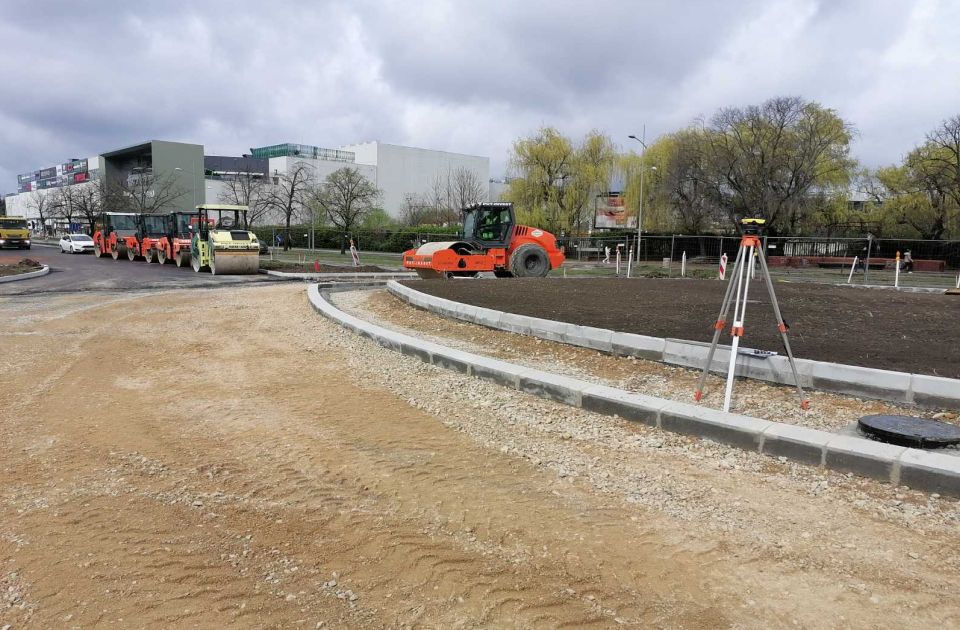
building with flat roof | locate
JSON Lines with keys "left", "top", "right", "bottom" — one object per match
{"left": 7, "top": 138, "right": 494, "bottom": 230}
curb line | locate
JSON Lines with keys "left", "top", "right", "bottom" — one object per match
{"left": 386, "top": 281, "right": 960, "bottom": 410}
{"left": 308, "top": 284, "right": 960, "bottom": 497}
{"left": 0, "top": 265, "right": 50, "bottom": 284}
{"left": 261, "top": 269, "right": 417, "bottom": 280}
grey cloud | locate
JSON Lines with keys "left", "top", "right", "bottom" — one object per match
{"left": 1, "top": 0, "right": 959, "bottom": 189}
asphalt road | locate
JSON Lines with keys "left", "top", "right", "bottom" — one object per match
{"left": 0, "top": 244, "right": 278, "bottom": 295}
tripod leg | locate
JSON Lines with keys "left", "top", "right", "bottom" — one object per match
{"left": 722, "top": 245, "right": 756, "bottom": 412}
{"left": 756, "top": 251, "right": 810, "bottom": 409}
{"left": 694, "top": 245, "right": 744, "bottom": 401}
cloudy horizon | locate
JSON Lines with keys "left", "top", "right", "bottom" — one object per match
{"left": 2, "top": 0, "right": 958, "bottom": 192}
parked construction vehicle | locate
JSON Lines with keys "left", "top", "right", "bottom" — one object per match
{"left": 133, "top": 213, "right": 170, "bottom": 262}
{"left": 93, "top": 212, "right": 140, "bottom": 260}
{"left": 153, "top": 212, "right": 206, "bottom": 267}
{"left": 190, "top": 204, "right": 260, "bottom": 275}
{"left": 403, "top": 202, "right": 565, "bottom": 279}
{"left": 0, "top": 216, "right": 31, "bottom": 249}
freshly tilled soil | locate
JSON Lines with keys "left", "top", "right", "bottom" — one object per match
{"left": 405, "top": 277, "right": 960, "bottom": 379}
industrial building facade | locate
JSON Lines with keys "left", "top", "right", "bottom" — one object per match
{"left": 5, "top": 139, "right": 492, "bottom": 230}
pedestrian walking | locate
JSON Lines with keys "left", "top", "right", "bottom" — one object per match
{"left": 902, "top": 249, "right": 914, "bottom": 273}
{"left": 603, "top": 245, "right": 611, "bottom": 264}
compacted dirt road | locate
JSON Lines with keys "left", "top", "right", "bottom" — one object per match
{"left": 2, "top": 284, "right": 960, "bottom": 629}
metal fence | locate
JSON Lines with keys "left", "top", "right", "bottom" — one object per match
{"left": 256, "top": 225, "right": 960, "bottom": 288}
{"left": 559, "top": 233, "right": 960, "bottom": 289}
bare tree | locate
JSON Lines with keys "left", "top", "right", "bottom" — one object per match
{"left": 217, "top": 172, "right": 269, "bottom": 228}
{"left": 52, "top": 185, "right": 81, "bottom": 231}
{"left": 399, "top": 193, "right": 436, "bottom": 226}
{"left": 262, "top": 162, "right": 312, "bottom": 250}
{"left": 314, "top": 167, "right": 381, "bottom": 253}
{"left": 25, "top": 191, "right": 53, "bottom": 236}
{"left": 115, "top": 169, "right": 188, "bottom": 213}
{"left": 447, "top": 167, "right": 486, "bottom": 214}
{"left": 74, "top": 183, "right": 102, "bottom": 235}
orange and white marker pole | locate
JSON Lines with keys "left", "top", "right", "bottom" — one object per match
{"left": 895, "top": 251, "right": 901, "bottom": 288}
{"left": 719, "top": 253, "right": 728, "bottom": 280}
{"left": 350, "top": 239, "right": 360, "bottom": 267}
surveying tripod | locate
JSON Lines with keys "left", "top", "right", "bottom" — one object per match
{"left": 694, "top": 219, "right": 810, "bottom": 412}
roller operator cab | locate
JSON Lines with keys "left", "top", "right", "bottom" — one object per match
{"left": 0, "top": 216, "right": 31, "bottom": 249}
{"left": 93, "top": 212, "right": 140, "bottom": 260}
{"left": 402, "top": 202, "right": 565, "bottom": 279}
{"left": 155, "top": 212, "right": 204, "bottom": 267}
{"left": 132, "top": 213, "right": 172, "bottom": 262}
{"left": 190, "top": 204, "right": 260, "bottom": 275}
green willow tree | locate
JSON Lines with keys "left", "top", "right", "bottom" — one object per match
{"left": 506, "top": 128, "right": 616, "bottom": 233}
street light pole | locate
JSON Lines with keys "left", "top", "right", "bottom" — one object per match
{"left": 628, "top": 128, "right": 647, "bottom": 263}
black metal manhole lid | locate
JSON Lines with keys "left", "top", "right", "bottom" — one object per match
{"left": 858, "top": 414, "right": 960, "bottom": 448}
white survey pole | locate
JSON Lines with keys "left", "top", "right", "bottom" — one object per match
{"left": 616, "top": 247, "right": 621, "bottom": 276}
{"left": 681, "top": 251, "right": 687, "bottom": 277}
{"left": 627, "top": 247, "right": 633, "bottom": 277}
{"left": 895, "top": 251, "right": 901, "bottom": 288}
{"left": 722, "top": 244, "right": 756, "bottom": 412}
{"left": 847, "top": 256, "right": 858, "bottom": 284}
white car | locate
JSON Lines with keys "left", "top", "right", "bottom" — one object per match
{"left": 59, "top": 233, "right": 96, "bottom": 254}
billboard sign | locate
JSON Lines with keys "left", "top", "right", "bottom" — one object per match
{"left": 594, "top": 193, "right": 636, "bottom": 229}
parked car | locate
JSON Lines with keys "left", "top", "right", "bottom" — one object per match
{"left": 258, "top": 239, "right": 269, "bottom": 255}
{"left": 59, "top": 233, "right": 96, "bottom": 254}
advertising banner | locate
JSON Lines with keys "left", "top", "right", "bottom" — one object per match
{"left": 594, "top": 193, "right": 637, "bottom": 229}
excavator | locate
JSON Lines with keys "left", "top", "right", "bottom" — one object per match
{"left": 403, "top": 202, "right": 565, "bottom": 279}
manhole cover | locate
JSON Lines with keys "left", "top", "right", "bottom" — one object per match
{"left": 858, "top": 414, "right": 960, "bottom": 448}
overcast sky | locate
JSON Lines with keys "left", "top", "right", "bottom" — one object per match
{"left": 3, "top": 0, "right": 959, "bottom": 192}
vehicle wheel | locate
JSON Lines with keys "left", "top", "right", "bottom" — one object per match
{"left": 143, "top": 249, "right": 155, "bottom": 264}
{"left": 94, "top": 243, "right": 102, "bottom": 257}
{"left": 127, "top": 248, "right": 137, "bottom": 261}
{"left": 177, "top": 252, "right": 189, "bottom": 268}
{"left": 210, "top": 254, "right": 218, "bottom": 275}
{"left": 111, "top": 247, "right": 121, "bottom": 261}
{"left": 191, "top": 254, "right": 201, "bottom": 272}
{"left": 157, "top": 248, "right": 167, "bottom": 264}
{"left": 60, "top": 246, "right": 66, "bottom": 253}
{"left": 509, "top": 243, "right": 550, "bottom": 277}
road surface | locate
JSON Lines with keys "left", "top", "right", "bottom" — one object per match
{"left": 0, "top": 245, "right": 274, "bottom": 295}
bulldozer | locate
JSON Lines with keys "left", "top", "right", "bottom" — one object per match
{"left": 403, "top": 202, "right": 565, "bottom": 279}
{"left": 189, "top": 204, "right": 260, "bottom": 275}
{"left": 93, "top": 212, "right": 140, "bottom": 260}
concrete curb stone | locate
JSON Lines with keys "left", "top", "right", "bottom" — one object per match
{"left": 311, "top": 284, "right": 960, "bottom": 496}
{"left": 386, "top": 281, "right": 960, "bottom": 409}
{"left": 0, "top": 264, "right": 50, "bottom": 284}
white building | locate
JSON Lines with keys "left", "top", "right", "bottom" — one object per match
{"left": 340, "top": 141, "right": 490, "bottom": 216}
{"left": 7, "top": 140, "right": 495, "bottom": 227}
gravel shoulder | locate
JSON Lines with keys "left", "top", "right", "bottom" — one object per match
{"left": 334, "top": 289, "right": 959, "bottom": 433}
{"left": 2, "top": 285, "right": 959, "bottom": 628}
{"left": 404, "top": 277, "right": 960, "bottom": 379}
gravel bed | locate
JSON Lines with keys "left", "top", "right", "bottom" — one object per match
{"left": 332, "top": 289, "right": 959, "bottom": 434}
{"left": 315, "top": 288, "right": 960, "bottom": 552}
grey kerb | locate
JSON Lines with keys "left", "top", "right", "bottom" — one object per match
{"left": 386, "top": 281, "right": 960, "bottom": 410}
{"left": 308, "top": 284, "right": 960, "bottom": 497}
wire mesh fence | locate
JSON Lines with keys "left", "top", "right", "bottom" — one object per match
{"left": 253, "top": 225, "right": 960, "bottom": 289}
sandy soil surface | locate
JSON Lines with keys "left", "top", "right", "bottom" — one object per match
{"left": 0, "top": 258, "right": 42, "bottom": 277}
{"left": 334, "top": 290, "right": 959, "bottom": 433}
{"left": 2, "top": 284, "right": 960, "bottom": 629}
{"left": 405, "top": 278, "right": 960, "bottom": 379}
